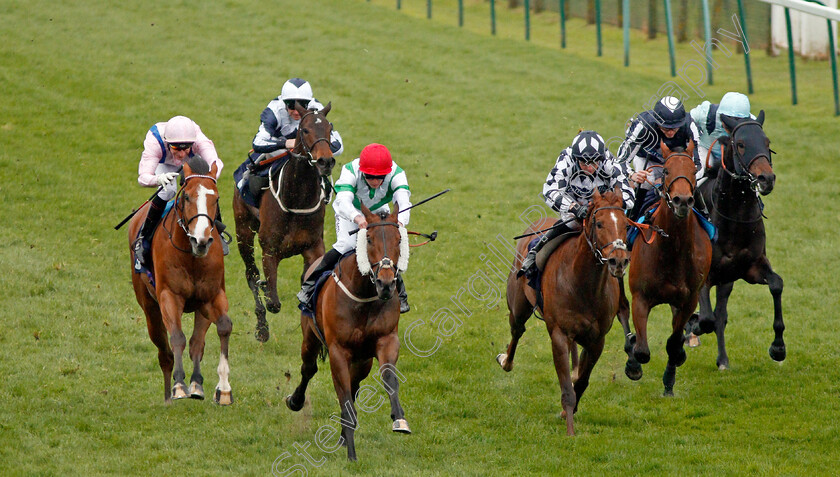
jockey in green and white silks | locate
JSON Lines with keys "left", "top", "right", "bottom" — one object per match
{"left": 297, "top": 143, "right": 413, "bottom": 313}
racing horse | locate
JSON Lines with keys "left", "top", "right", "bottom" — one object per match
{"left": 690, "top": 110, "right": 785, "bottom": 369}
{"left": 285, "top": 205, "right": 411, "bottom": 461}
{"left": 497, "top": 188, "right": 631, "bottom": 435}
{"left": 617, "top": 141, "right": 712, "bottom": 395}
{"left": 232, "top": 103, "right": 336, "bottom": 342}
{"left": 129, "top": 157, "right": 233, "bottom": 404}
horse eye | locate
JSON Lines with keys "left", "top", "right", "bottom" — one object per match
{"left": 737, "top": 142, "right": 745, "bottom": 149}
{"left": 596, "top": 222, "right": 603, "bottom": 229}
{"left": 302, "top": 128, "right": 309, "bottom": 134}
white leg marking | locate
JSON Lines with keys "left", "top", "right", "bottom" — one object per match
{"left": 217, "top": 353, "right": 231, "bottom": 392}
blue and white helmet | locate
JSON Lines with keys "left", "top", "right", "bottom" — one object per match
{"left": 571, "top": 130, "right": 606, "bottom": 164}
{"left": 279, "top": 78, "right": 314, "bottom": 102}
{"left": 653, "top": 96, "right": 687, "bottom": 128}
{"left": 719, "top": 92, "right": 751, "bottom": 118}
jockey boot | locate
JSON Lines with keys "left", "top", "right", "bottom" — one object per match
{"left": 134, "top": 195, "right": 168, "bottom": 266}
{"left": 297, "top": 248, "right": 342, "bottom": 305}
{"left": 214, "top": 204, "right": 231, "bottom": 256}
{"left": 397, "top": 276, "right": 410, "bottom": 313}
{"left": 517, "top": 223, "right": 567, "bottom": 279}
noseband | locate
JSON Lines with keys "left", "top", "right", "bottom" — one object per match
{"left": 722, "top": 120, "right": 772, "bottom": 191}
{"left": 360, "top": 222, "right": 402, "bottom": 284}
{"left": 583, "top": 206, "right": 628, "bottom": 265}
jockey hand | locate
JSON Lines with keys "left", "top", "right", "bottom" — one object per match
{"left": 285, "top": 138, "right": 296, "bottom": 150}
{"left": 630, "top": 171, "right": 649, "bottom": 184}
{"left": 354, "top": 214, "right": 368, "bottom": 230}
{"left": 570, "top": 203, "right": 588, "bottom": 221}
{"left": 156, "top": 172, "right": 179, "bottom": 188}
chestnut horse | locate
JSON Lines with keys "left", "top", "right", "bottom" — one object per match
{"left": 497, "top": 188, "right": 631, "bottom": 435}
{"left": 232, "top": 103, "right": 336, "bottom": 342}
{"left": 690, "top": 111, "right": 785, "bottom": 369}
{"left": 617, "top": 141, "right": 712, "bottom": 396}
{"left": 129, "top": 157, "right": 233, "bottom": 405}
{"left": 285, "top": 205, "right": 410, "bottom": 461}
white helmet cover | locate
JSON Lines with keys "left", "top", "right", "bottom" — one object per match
{"left": 279, "top": 78, "right": 314, "bottom": 101}
{"left": 163, "top": 116, "right": 197, "bottom": 143}
{"left": 718, "top": 92, "right": 751, "bottom": 118}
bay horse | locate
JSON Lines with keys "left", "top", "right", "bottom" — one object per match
{"left": 617, "top": 140, "right": 712, "bottom": 395}
{"left": 497, "top": 188, "right": 631, "bottom": 436}
{"left": 690, "top": 111, "right": 785, "bottom": 370}
{"left": 285, "top": 205, "right": 410, "bottom": 461}
{"left": 129, "top": 157, "right": 233, "bottom": 405}
{"left": 232, "top": 103, "right": 336, "bottom": 342}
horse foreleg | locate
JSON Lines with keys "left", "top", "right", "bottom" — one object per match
{"left": 617, "top": 280, "right": 642, "bottom": 380}
{"left": 663, "top": 304, "right": 693, "bottom": 396}
{"left": 630, "top": 296, "right": 652, "bottom": 365}
{"left": 548, "top": 327, "right": 576, "bottom": 436}
{"left": 235, "top": 209, "right": 268, "bottom": 342}
{"left": 259, "top": 241, "right": 283, "bottom": 314}
{"left": 328, "top": 346, "right": 358, "bottom": 461}
{"left": 572, "top": 338, "right": 605, "bottom": 414}
{"left": 286, "top": 316, "right": 323, "bottom": 412}
{"left": 158, "top": 289, "right": 188, "bottom": 400}
{"left": 713, "top": 281, "right": 734, "bottom": 370}
{"left": 748, "top": 259, "right": 786, "bottom": 362}
{"left": 376, "top": 333, "right": 410, "bottom": 434}
{"left": 143, "top": 301, "right": 173, "bottom": 404}
{"left": 214, "top": 311, "right": 234, "bottom": 405}
{"left": 188, "top": 311, "right": 213, "bottom": 399}
{"left": 497, "top": 280, "right": 532, "bottom": 372}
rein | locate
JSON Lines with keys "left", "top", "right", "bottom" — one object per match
{"left": 166, "top": 174, "right": 218, "bottom": 255}
{"left": 582, "top": 206, "right": 628, "bottom": 265}
{"left": 334, "top": 221, "right": 409, "bottom": 303}
{"left": 658, "top": 152, "right": 696, "bottom": 213}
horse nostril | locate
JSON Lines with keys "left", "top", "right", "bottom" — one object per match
{"left": 608, "top": 258, "right": 617, "bottom": 267}
{"left": 687, "top": 196, "right": 694, "bottom": 208}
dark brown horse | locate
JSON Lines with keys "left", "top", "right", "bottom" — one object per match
{"left": 129, "top": 158, "right": 233, "bottom": 404}
{"left": 232, "top": 103, "right": 336, "bottom": 342}
{"left": 690, "top": 111, "right": 785, "bottom": 369}
{"left": 497, "top": 188, "right": 631, "bottom": 435}
{"left": 617, "top": 141, "right": 712, "bottom": 395}
{"left": 285, "top": 205, "right": 410, "bottom": 460}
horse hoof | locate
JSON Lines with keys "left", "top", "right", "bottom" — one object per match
{"left": 496, "top": 353, "right": 512, "bottom": 372}
{"left": 254, "top": 324, "right": 270, "bottom": 343}
{"left": 698, "top": 317, "right": 716, "bottom": 335}
{"left": 214, "top": 388, "right": 233, "bottom": 406}
{"left": 285, "top": 395, "right": 303, "bottom": 412}
{"left": 769, "top": 344, "right": 786, "bottom": 362}
{"left": 189, "top": 382, "right": 205, "bottom": 400}
{"left": 172, "top": 383, "right": 188, "bottom": 400}
{"left": 718, "top": 364, "right": 729, "bottom": 371}
{"left": 624, "top": 362, "right": 643, "bottom": 381}
{"left": 686, "top": 333, "right": 701, "bottom": 348}
{"left": 392, "top": 419, "right": 411, "bottom": 434}
{"left": 663, "top": 388, "right": 674, "bottom": 397}
{"left": 266, "top": 302, "right": 281, "bottom": 314}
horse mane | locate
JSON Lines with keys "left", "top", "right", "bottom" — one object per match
{"left": 187, "top": 155, "right": 210, "bottom": 175}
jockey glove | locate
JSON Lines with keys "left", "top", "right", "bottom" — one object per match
{"left": 156, "top": 172, "right": 179, "bottom": 188}
{"left": 570, "top": 203, "right": 587, "bottom": 220}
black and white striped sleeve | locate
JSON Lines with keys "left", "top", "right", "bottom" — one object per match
{"left": 542, "top": 150, "right": 575, "bottom": 212}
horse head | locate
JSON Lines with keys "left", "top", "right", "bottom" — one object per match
{"left": 293, "top": 102, "right": 336, "bottom": 178}
{"left": 585, "top": 186, "right": 630, "bottom": 277}
{"left": 178, "top": 157, "right": 219, "bottom": 257}
{"left": 660, "top": 140, "right": 697, "bottom": 219}
{"left": 356, "top": 204, "right": 407, "bottom": 301}
{"left": 720, "top": 111, "right": 774, "bottom": 195}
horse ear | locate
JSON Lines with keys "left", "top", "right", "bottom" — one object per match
{"left": 686, "top": 138, "right": 695, "bottom": 156}
{"left": 756, "top": 109, "right": 765, "bottom": 126}
{"left": 183, "top": 161, "right": 194, "bottom": 177}
{"left": 210, "top": 161, "right": 218, "bottom": 178}
{"left": 295, "top": 103, "right": 308, "bottom": 115}
{"left": 321, "top": 101, "right": 331, "bottom": 116}
{"left": 360, "top": 203, "right": 376, "bottom": 222}
{"left": 720, "top": 113, "right": 738, "bottom": 132}
{"left": 660, "top": 140, "right": 671, "bottom": 158}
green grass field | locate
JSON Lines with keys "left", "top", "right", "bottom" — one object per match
{"left": 2, "top": 0, "right": 840, "bottom": 474}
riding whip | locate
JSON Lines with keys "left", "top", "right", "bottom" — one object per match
{"left": 114, "top": 187, "right": 163, "bottom": 230}
{"left": 349, "top": 189, "right": 451, "bottom": 236}
{"left": 512, "top": 216, "right": 577, "bottom": 240}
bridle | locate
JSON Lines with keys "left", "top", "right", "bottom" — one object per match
{"left": 655, "top": 151, "right": 696, "bottom": 214}
{"left": 583, "top": 206, "right": 628, "bottom": 265}
{"left": 270, "top": 109, "right": 334, "bottom": 214}
{"left": 168, "top": 174, "right": 218, "bottom": 254}
{"left": 720, "top": 119, "right": 773, "bottom": 192}
{"left": 361, "top": 222, "right": 402, "bottom": 285}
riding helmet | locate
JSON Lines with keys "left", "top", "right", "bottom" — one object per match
{"left": 359, "top": 143, "right": 393, "bottom": 176}
{"left": 718, "top": 92, "right": 751, "bottom": 119}
{"left": 163, "top": 116, "right": 197, "bottom": 144}
{"left": 570, "top": 130, "right": 606, "bottom": 164}
{"left": 653, "top": 96, "right": 687, "bottom": 129}
{"left": 280, "top": 78, "right": 314, "bottom": 102}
